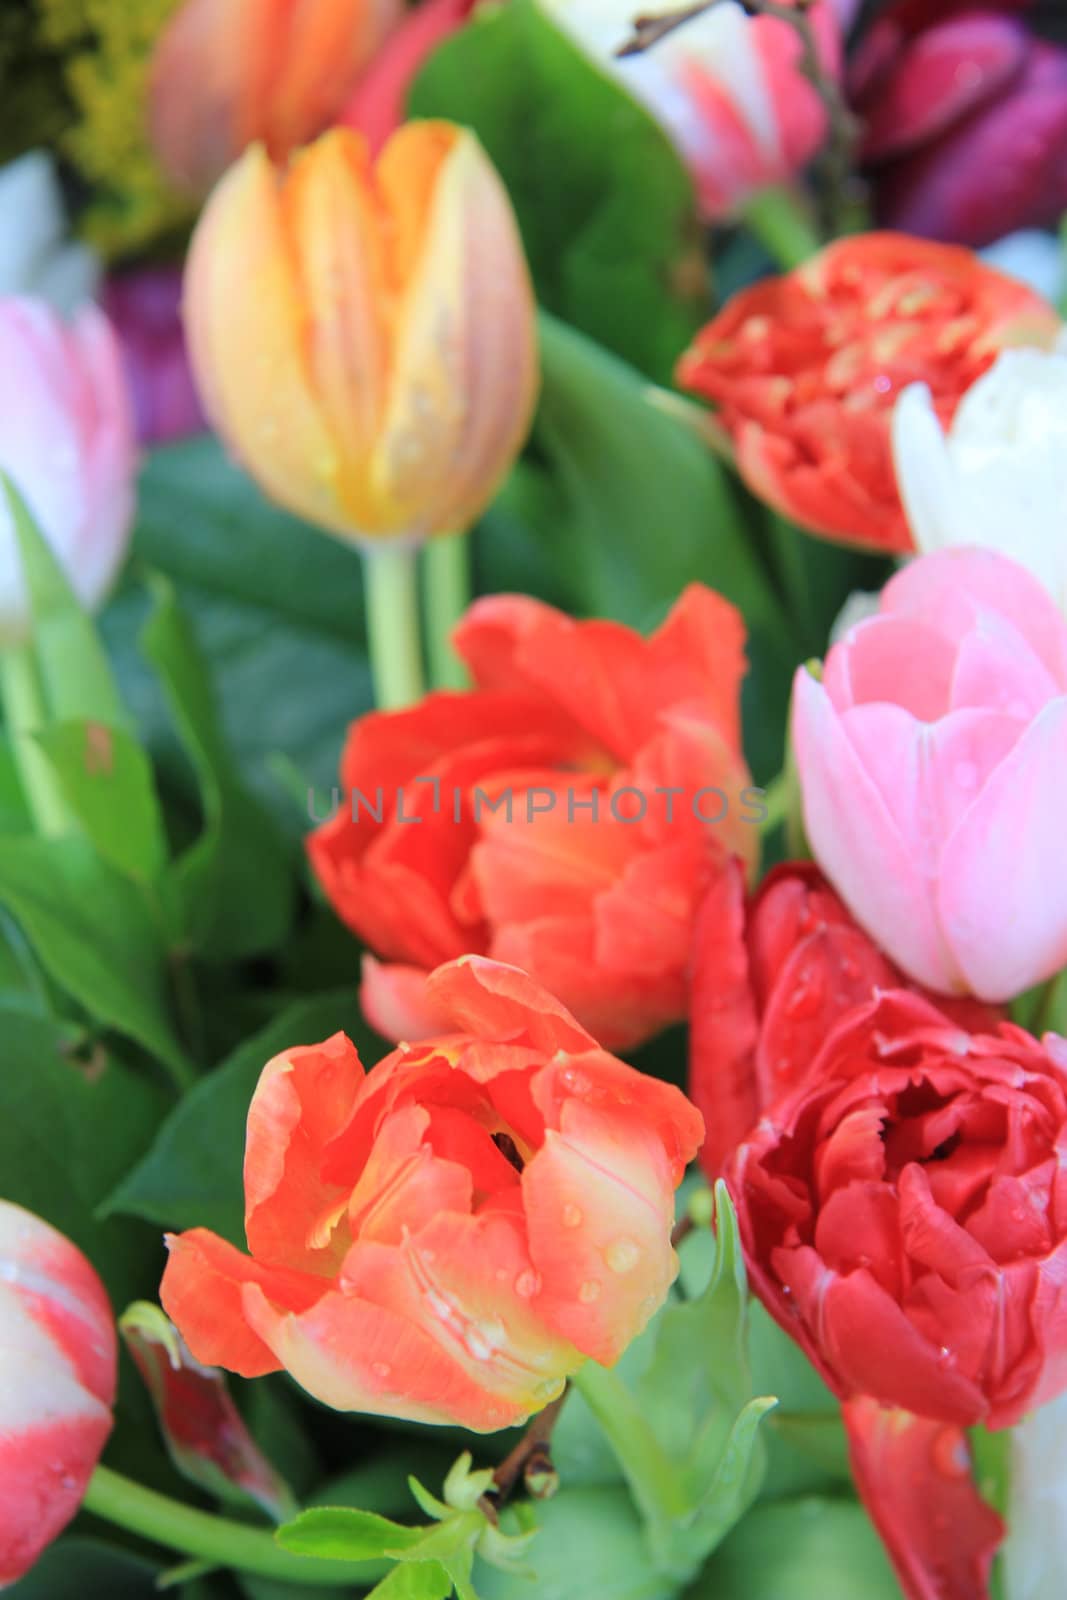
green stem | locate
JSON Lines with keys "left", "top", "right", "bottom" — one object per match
{"left": 570, "top": 1362, "right": 687, "bottom": 1535}
{"left": 0, "top": 644, "right": 70, "bottom": 836}
{"left": 83, "top": 1467, "right": 385, "bottom": 1588}
{"left": 741, "top": 186, "right": 822, "bottom": 270}
{"left": 362, "top": 544, "right": 425, "bottom": 711}
{"left": 422, "top": 530, "right": 471, "bottom": 692}
{"left": 758, "top": 770, "right": 790, "bottom": 836}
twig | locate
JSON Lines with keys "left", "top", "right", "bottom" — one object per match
{"left": 479, "top": 1389, "right": 570, "bottom": 1522}
{"left": 617, "top": 0, "right": 861, "bottom": 237}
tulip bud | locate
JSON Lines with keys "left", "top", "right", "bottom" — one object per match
{"left": 0, "top": 1200, "right": 117, "bottom": 1587}
{"left": 0, "top": 297, "right": 136, "bottom": 644}
{"left": 149, "top": 0, "right": 403, "bottom": 196}
{"left": 542, "top": 0, "right": 841, "bottom": 220}
{"left": 183, "top": 124, "right": 538, "bottom": 546}
{"left": 0, "top": 151, "right": 99, "bottom": 310}
{"left": 893, "top": 344, "right": 1067, "bottom": 613}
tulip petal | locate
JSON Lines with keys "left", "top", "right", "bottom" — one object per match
{"left": 183, "top": 145, "right": 351, "bottom": 536}
{"left": 523, "top": 1101, "right": 679, "bottom": 1364}
{"left": 843, "top": 1397, "right": 1003, "bottom": 1600}
{"left": 793, "top": 669, "right": 962, "bottom": 992}
{"left": 424, "top": 955, "right": 596, "bottom": 1057}
{"left": 243, "top": 1033, "right": 366, "bottom": 1271}
{"left": 892, "top": 380, "right": 968, "bottom": 554}
{"left": 370, "top": 124, "right": 538, "bottom": 537}
{"left": 360, "top": 955, "right": 447, "bottom": 1042}
{"left": 160, "top": 1228, "right": 326, "bottom": 1378}
{"left": 688, "top": 860, "right": 760, "bottom": 1178}
{"left": 938, "top": 699, "right": 1067, "bottom": 999}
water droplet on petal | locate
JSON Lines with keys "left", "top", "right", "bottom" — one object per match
{"left": 605, "top": 1238, "right": 641, "bottom": 1275}
{"left": 515, "top": 1269, "right": 540, "bottom": 1299}
{"left": 562, "top": 1204, "right": 583, "bottom": 1228}
{"left": 371, "top": 1361, "right": 391, "bottom": 1380}
{"left": 578, "top": 1279, "right": 602, "bottom": 1303}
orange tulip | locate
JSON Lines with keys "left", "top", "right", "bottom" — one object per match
{"left": 149, "top": 0, "right": 402, "bottom": 195}
{"left": 159, "top": 957, "right": 704, "bottom": 1431}
{"left": 183, "top": 124, "right": 538, "bottom": 545}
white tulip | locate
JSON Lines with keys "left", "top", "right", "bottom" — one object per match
{"left": 1003, "top": 1392, "right": 1067, "bottom": 1600}
{"left": 0, "top": 150, "right": 99, "bottom": 310}
{"left": 892, "top": 340, "right": 1067, "bottom": 611}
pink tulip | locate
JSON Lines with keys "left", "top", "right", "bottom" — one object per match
{"left": 545, "top": 0, "right": 842, "bottom": 221}
{"left": 793, "top": 547, "right": 1067, "bottom": 1001}
{"left": 0, "top": 1201, "right": 117, "bottom": 1587}
{"left": 0, "top": 297, "right": 135, "bottom": 642}
{"left": 851, "top": 2, "right": 1067, "bottom": 247}
{"left": 338, "top": 0, "right": 476, "bottom": 155}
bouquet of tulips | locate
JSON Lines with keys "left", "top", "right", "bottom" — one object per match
{"left": 5, "top": 1, "right": 1067, "bottom": 1596}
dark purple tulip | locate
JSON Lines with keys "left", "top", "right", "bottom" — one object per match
{"left": 102, "top": 265, "right": 206, "bottom": 445}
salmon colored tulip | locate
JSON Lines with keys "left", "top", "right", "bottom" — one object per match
{"left": 793, "top": 546, "right": 1067, "bottom": 1001}
{"left": 160, "top": 958, "right": 703, "bottom": 1431}
{"left": 677, "top": 232, "right": 1060, "bottom": 551}
{"left": 149, "top": 0, "right": 402, "bottom": 195}
{"left": 308, "top": 585, "right": 758, "bottom": 1052}
{"left": 0, "top": 1201, "right": 117, "bottom": 1587}
{"left": 183, "top": 123, "right": 538, "bottom": 545}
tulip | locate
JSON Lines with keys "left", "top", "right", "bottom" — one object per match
{"left": 792, "top": 546, "right": 1067, "bottom": 1000}
{"left": 103, "top": 267, "right": 206, "bottom": 445}
{"left": 0, "top": 1200, "right": 117, "bottom": 1587}
{"left": 149, "top": 0, "right": 402, "bottom": 196}
{"left": 183, "top": 123, "right": 538, "bottom": 548}
{"left": 688, "top": 861, "right": 998, "bottom": 1176}
{"left": 677, "top": 233, "right": 1060, "bottom": 551}
{"left": 309, "top": 584, "right": 756, "bottom": 1052}
{"left": 893, "top": 344, "right": 1067, "bottom": 611}
{"left": 0, "top": 151, "right": 98, "bottom": 310}
{"left": 541, "top": 0, "right": 841, "bottom": 221}
{"left": 0, "top": 296, "right": 136, "bottom": 643}
{"left": 160, "top": 956, "right": 704, "bottom": 1431}
{"left": 729, "top": 991, "right": 1067, "bottom": 1599}
{"left": 1003, "top": 1390, "right": 1067, "bottom": 1600}
{"left": 848, "top": 1, "right": 1067, "bottom": 248}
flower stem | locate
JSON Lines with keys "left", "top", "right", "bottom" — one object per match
{"left": 0, "top": 643, "right": 70, "bottom": 836}
{"left": 758, "top": 769, "right": 790, "bottom": 836}
{"left": 83, "top": 1467, "right": 385, "bottom": 1587}
{"left": 422, "top": 530, "right": 471, "bottom": 692}
{"left": 362, "top": 544, "right": 425, "bottom": 711}
{"left": 741, "top": 186, "right": 821, "bottom": 270}
{"left": 570, "top": 1362, "right": 687, "bottom": 1536}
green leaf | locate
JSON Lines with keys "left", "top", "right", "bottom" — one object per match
{"left": 691, "top": 1496, "right": 901, "bottom": 1600}
{"left": 32, "top": 719, "right": 167, "bottom": 883}
{"left": 139, "top": 577, "right": 294, "bottom": 960}
{"left": 2, "top": 473, "right": 127, "bottom": 728}
{"left": 0, "top": 835, "right": 188, "bottom": 1081}
{"left": 408, "top": 0, "right": 704, "bottom": 383}
{"left": 0, "top": 1007, "right": 168, "bottom": 1307}
{"left": 101, "top": 437, "right": 371, "bottom": 837}
{"left": 481, "top": 314, "right": 796, "bottom": 782}
{"left": 276, "top": 1508, "right": 424, "bottom": 1561}
{"left": 474, "top": 1486, "right": 677, "bottom": 1600}
{"left": 5, "top": 1537, "right": 162, "bottom": 1599}
{"left": 107, "top": 991, "right": 384, "bottom": 1243}
{"left": 367, "top": 1564, "right": 453, "bottom": 1600}
{"left": 0, "top": 736, "right": 31, "bottom": 832}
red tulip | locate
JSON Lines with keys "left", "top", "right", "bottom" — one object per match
{"left": 850, "top": 1, "right": 1067, "bottom": 247}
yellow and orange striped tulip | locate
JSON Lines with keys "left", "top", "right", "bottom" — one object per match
{"left": 184, "top": 124, "right": 539, "bottom": 545}
{"left": 150, "top": 0, "right": 401, "bottom": 196}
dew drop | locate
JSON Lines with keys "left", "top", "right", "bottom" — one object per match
{"left": 562, "top": 1203, "right": 583, "bottom": 1229}
{"left": 371, "top": 1361, "right": 391, "bottom": 1380}
{"left": 578, "top": 1279, "right": 602, "bottom": 1303}
{"left": 515, "top": 1269, "right": 540, "bottom": 1299}
{"left": 605, "top": 1238, "right": 641, "bottom": 1275}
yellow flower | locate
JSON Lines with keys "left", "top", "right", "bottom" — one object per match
{"left": 185, "top": 124, "right": 539, "bottom": 544}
